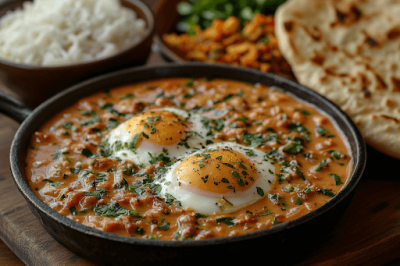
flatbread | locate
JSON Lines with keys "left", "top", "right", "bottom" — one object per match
{"left": 275, "top": 0, "right": 400, "bottom": 159}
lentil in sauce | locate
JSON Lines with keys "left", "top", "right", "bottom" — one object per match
{"left": 26, "top": 78, "right": 352, "bottom": 240}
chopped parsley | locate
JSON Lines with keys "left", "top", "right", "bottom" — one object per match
{"left": 81, "top": 148, "right": 94, "bottom": 158}
{"left": 215, "top": 217, "right": 235, "bottom": 227}
{"left": 314, "top": 159, "right": 329, "bottom": 172}
{"left": 327, "top": 150, "right": 342, "bottom": 160}
{"left": 83, "top": 188, "right": 107, "bottom": 199}
{"left": 318, "top": 189, "right": 336, "bottom": 197}
{"left": 329, "top": 173, "right": 343, "bottom": 185}
{"left": 315, "top": 126, "right": 329, "bottom": 136}
{"left": 94, "top": 202, "right": 143, "bottom": 218}
{"left": 62, "top": 122, "right": 73, "bottom": 129}
{"left": 256, "top": 187, "right": 264, "bottom": 197}
{"left": 106, "top": 118, "right": 119, "bottom": 129}
{"left": 157, "top": 222, "right": 170, "bottom": 231}
{"left": 242, "top": 132, "right": 266, "bottom": 147}
{"left": 70, "top": 207, "right": 77, "bottom": 215}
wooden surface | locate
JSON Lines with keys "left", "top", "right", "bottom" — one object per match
{"left": 1, "top": 1, "right": 400, "bottom": 265}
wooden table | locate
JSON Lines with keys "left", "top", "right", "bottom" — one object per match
{"left": 1, "top": 1, "right": 400, "bottom": 265}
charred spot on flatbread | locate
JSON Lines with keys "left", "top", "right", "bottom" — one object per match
{"left": 275, "top": 0, "right": 400, "bottom": 159}
{"left": 284, "top": 21, "right": 293, "bottom": 32}
{"left": 332, "top": 5, "right": 362, "bottom": 27}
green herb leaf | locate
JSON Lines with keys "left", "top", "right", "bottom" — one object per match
{"left": 295, "top": 197, "right": 303, "bottom": 205}
{"left": 107, "top": 118, "right": 119, "bottom": 129}
{"left": 314, "top": 159, "right": 329, "bottom": 172}
{"left": 83, "top": 188, "right": 107, "bottom": 199}
{"left": 258, "top": 210, "right": 273, "bottom": 217}
{"left": 215, "top": 217, "right": 235, "bottom": 227}
{"left": 329, "top": 173, "right": 344, "bottom": 185}
{"left": 327, "top": 150, "right": 341, "bottom": 160}
{"left": 236, "top": 117, "right": 247, "bottom": 122}
{"left": 81, "top": 148, "right": 94, "bottom": 158}
{"left": 157, "top": 222, "right": 170, "bottom": 231}
{"left": 63, "top": 122, "right": 73, "bottom": 129}
{"left": 135, "top": 227, "right": 144, "bottom": 235}
{"left": 256, "top": 187, "right": 264, "bottom": 197}
{"left": 70, "top": 207, "right": 77, "bottom": 215}
{"left": 318, "top": 189, "right": 336, "bottom": 197}
{"left": 186, "top": 77, "right": 195, "bottom": 86}
{"left": 195, "top": 213, "right": 208, "bottom": 219}
{"left": 94, "top": 202, "right": 139, "bottom": 217}
{"left": 316, "top": 126, "right": 329, "bottom": 136}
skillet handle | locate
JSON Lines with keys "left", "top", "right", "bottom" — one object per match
{"left": 0, "top": 90, "right": 32, "bottom": 124}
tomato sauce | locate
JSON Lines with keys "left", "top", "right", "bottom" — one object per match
{"left": 25, "top": 78, "right": 352, "bottom": 240}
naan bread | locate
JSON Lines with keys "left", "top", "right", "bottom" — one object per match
{"left": 275, "top": 0, "right": 400, "bottom": 159}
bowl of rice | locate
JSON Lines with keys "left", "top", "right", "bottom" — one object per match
{"left": 0, "top": 0, "right": 155, "bottom": 108}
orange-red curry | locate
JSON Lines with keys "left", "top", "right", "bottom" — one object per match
{"left": 26, "top": 78, "right": 352, "bottom": 240}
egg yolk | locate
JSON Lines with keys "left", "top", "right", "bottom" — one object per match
{"left": 125, "top": 110, "right": 187, "bottom": 146}
{"left": 176, "top": 148, "right": 260, "bottom": 195}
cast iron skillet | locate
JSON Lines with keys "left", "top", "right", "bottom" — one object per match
{"left": 2, "top": 64, "right": 366, "bottom": 265}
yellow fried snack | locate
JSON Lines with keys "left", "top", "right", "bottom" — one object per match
{"left": 163, "top": 14, "right": 294, "bottom": 79}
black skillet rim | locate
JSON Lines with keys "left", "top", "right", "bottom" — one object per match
{"left": 9, "top": 63, "right": 366, "bottom": 248}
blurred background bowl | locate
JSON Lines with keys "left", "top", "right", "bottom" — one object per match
{"left": 153, "top": 0, "right": 187, "bottom": 63}
{"left": 0, "top": 0, "right": 155, "bottom": 108}
{"left": 152, "top": 0, "right": 293, "bottom": 80}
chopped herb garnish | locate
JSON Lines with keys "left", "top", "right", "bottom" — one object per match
{"left": 107, "top": 118, "right": 119, "bottom": 129}
{"left": 327, "top": 150, "right": 341, "bottom": 160}
{"left": 70, "top": 207, "right": 77, "bottom": 215}
{"left": 81, "top": 148, "right": 94, "bottom": 158}
{"left": 221, "top": 178, "right": 229, "bottom": 183}
{"left": 244, "top": 149, "right": 256, "bottom": 157}
{"left": 238, "top": 162, "right": 247, "bottom": 169}
{"left": 295, "top": 197, "right": 303, "bottom": 205}
{"left": 242, "top": 132, "right": 266, "bottom": 147}
{"left": 282, "top": 142, "right": 303, "bottom": 154}
{"left": 282, "top": 187, "right": 294, "bottom": 193}
{"left": 83, "top": 188, "right": 107, "bottom": 199}
{"left": 149, "top": 152, "right": 171, "bottom": 165}
{"left": 236, "top": 117, "right": 247, "bottom": 122}
{"left": 142, "top": 132, "right": 149, "bottom": 139}
{"left": 258, "top": 210, "right": 273, "bottom": 217}
{"left": 314, "top": 159, "right": 329, "bottom": 172}
{"left": 186, "top": 77, "right": 195, "bottom": 87}
{"left": 329, "top": 173, "right": 344, "bottom": 185}
{"left": 157, "top": 222, "right": 170, "bottom": 231}
{"left": 299, "top": 187, "right": 311, "bottom": 194}
{"left": 223, "top": 197, "right": 233, "bottom": 205}
{"left": 215, "top": 217, "right": 235, "bottom": 227}
{"left": 62, "top": 122, "right": 73, "bottom": 129}
{"left": 256, "top": 187, "right": 264, "bottom": 197}
{"left": 147, "top": 116, "right": 162, "bottom": 125}
{"left": 318, "top": 189, "right": 336, "bottom": 197}
{"left": 316, "top": 126, "right": 329, "bottom": 136}
{"left": 135, "top": 227, "right": 144, "bottom": 235}
{"left": 121, "top": 93, "right": 135, "bottom": 99}
{"left": 43, "top": 179, "right": 62, "bottom": 187}
{"left": 94, "top": 202, "right": 143, "bottom": 217}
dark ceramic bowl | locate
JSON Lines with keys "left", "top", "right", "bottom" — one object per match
{"left": 153, "top": 0, "right": 187, "bottom": 63}
{"left": 0, "top": 0, "right": 155, "bottom": 108}
{"left": 3, "top": 64, "right": 366, "bottom": 265}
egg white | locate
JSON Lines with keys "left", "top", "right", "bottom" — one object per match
{"left": 155, "top": 142, "right": 276, "bottom": 214}
{"left": 105, "top": 107, "right": 212, "bottom": 167}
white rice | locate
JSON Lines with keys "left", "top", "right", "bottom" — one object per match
{"left": 0, "top": 0, "right": 147, "bottom": 66}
